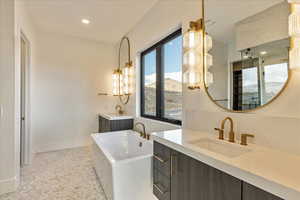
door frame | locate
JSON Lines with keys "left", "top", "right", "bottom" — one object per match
{"left": 20, "top": 31, "right": 32, "bottom": 166}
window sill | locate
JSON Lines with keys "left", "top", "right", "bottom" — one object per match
{"left": 137, "top": 116, "right": 182, "bottom": 128}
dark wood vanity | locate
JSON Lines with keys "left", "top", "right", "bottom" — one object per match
{"left": 98, "top": 115, "right": 133, "bottom": 132}
{"left": 153, "top": 141, "right": 283, "bottom": 200}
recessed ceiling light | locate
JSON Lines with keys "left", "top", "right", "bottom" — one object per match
{"left": 81, "top": 19, "right": 90, "bottom": 24}
{"left": 260, "top": 51, "right": 267, "bottom": 55}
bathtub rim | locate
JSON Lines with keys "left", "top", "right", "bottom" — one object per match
{"left": 91, "top": 130, "right": 153, "bottom": 165}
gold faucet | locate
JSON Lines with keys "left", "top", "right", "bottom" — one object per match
{"left": 215, "top": 117, "right": 235, "bottom": 143}
{"left": 240, "top": 134, "right": 254, "bottom": 146}
{"left": 115, "top": 105, "right": 124, "bottom": 115}
{"left": 134, "top": 122, "right": 150, "bottom": 140}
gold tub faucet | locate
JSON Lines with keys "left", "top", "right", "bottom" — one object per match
{"left": 134, "top": 122, "right": 150, "bottom": 140}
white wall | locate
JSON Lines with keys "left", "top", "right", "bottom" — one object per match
{"left": 0, "top": 0, "right": 18, "bottom": 195}
{"left": 32, "top": 32, "right": 117, "bottom": 153}
{"left": 121, "top": 0, "right": 202, "bottom": 133}
{"left": 0, "top": 0, "right": 41, "bottom": 194}
{"left": 236, "top": 2, "right": 289, "bottom": 50}
{"left": 1, "top": 1, "right": 118, "bottom": 194}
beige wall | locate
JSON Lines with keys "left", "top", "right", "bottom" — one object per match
{"left": 32, "top": 32, "right": 117, "bottom": 153}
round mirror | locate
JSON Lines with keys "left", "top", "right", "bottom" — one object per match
{"left": 203, "top": 0, "right": 290, "bottom": 112}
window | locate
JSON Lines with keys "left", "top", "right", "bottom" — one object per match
{"left": 141, "top": 29, "right": 182, "bottom": 125}
{"left": 262, "top": 62, "right": 288, "bottom": 103}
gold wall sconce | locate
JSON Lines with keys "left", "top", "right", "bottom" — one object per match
{"left": 112, "top": 36, "right": 134, "bottom": 104}
{"left": 289, "top": 0, "right": 300, "bottom": 69}
{"left": 183, "top": 18, "right": 214, "bottom": 90}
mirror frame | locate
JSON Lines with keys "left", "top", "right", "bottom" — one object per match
{"left": 202, "top": 0, "right": 292, "bottom": 113}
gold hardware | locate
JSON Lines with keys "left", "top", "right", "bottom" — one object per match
{"left": 98, "top": 93, "right": 108, "bottom": 96}
{"left": 134, "top": 122, "right": 150, "bottom": 140}
{"left": 189, "top": 19, "right": 203, "bottom": 31}
{"left": 115, "top": 105, "right": 124, "bottom": 115}
{"left": 214, "top": 128, "right": 224, "bottom": 140}
{"left": 153, "top": 155, "right": 166, "bottom": 163}
{"left": 146, "top": 134, "right": 150, "bottom": 140}
{"left": 241, "top": 134, "right": 255, "bottom": 146}
{"left": 216, "top": 117, "right": 235, "bottom": 143}
{"left": 153, "top": 183, "right": 166, "bottom": 195}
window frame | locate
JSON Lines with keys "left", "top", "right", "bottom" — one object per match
{"left": 140, "top": 29, "right": 182, "bottom": 125}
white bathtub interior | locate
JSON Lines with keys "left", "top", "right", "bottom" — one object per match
{"left": 91, "top": 130, "right": 156, "bottom": 200}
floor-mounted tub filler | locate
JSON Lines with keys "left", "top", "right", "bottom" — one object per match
{"left": 91, "top": 130, "right": 156, "bottom": 200}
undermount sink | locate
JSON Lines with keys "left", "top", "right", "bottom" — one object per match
{"left": 189, "top": 138, "right": 252, "bottom": 158}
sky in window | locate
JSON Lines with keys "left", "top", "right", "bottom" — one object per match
{"left": 144, "top": 35, "right": 182, "bottom": 85}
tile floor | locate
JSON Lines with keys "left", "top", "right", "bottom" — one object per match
{"left": 0, "top": 147, "right": 107, "bottom": 200}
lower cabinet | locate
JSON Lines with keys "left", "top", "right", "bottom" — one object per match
{"left": 243, "top": 182, "right": 284, "bottom": 200}
{"left": 153, "top": 141, "right": 284, "bottom": 200}
{"left": 170, "top": 150, "right": 241, "bottom": 200}
{"left": 98, "top": 116, "right": 133, "bottom": 132}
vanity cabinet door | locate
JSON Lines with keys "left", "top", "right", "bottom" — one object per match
{"left": 171, "top": 150, "right": 241, "bottom": 200}
{"left": 243, "top": 182, "right": 284, "bottom": 200}
{"left": 206, "top": 166, "right": 242, "bottom": 200}
{"left": 154, "top": 142, "right": 171, "bottom": 177}
{"left": 171, "top": 150, "right": 191, "bottom": 200}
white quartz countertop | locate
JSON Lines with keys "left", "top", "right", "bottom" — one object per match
{"left": 152, "top": 129, "right": 300, "bottom": 200}
{"left": 99, "top": 113, "right": 134, "bottom": 120}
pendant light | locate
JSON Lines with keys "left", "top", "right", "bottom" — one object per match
{"left": 183, "top": 20, "right": 203, "bottom": 90}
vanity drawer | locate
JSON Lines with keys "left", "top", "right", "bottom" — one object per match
{"left": 154, "top": 142, "right": 171, "bottom": 177}
{"left": 153, "top": 169, "right": 170, "bottom": 200}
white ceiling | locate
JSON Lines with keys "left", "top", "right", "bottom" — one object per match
{"left": 18, "top": 0, "right": 159, "bottom": 44}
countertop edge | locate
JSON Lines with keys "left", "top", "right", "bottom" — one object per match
{"left": 152, "top": 135, "right": 300, "bottom": 200}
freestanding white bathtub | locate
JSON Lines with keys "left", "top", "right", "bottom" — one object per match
{"left": 91, "top": 130, "right": 156, "bottom": 200}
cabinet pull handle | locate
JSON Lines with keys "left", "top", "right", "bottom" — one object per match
{"left": 153, "top": 154, "right": 166, "bottom": 163}
{"left": 153, "top": 183, "right": 166, "bottom": 195}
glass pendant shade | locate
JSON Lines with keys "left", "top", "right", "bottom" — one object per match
{"left": 205, "top": 53, "right": 213, "bottom": 70}
{"left": 205, "top": 71, "right": 214, "bottom": 87}
{"left": 183, "top": 19, "right": 204, "bottom": 90}
{"left": 122, "top": 63, "right": 134, "bottom": 95}
{"left": 183, "top": 49, "right": 202, "bottom": 67}
{"left": 290, "top": 38, "right": 300, "bottom": 69}
{"left": 183, "top": 29, "right": 202, "bottom": 51}
{"left": 205, "top": 34, "right": 213, "bottom": 52}
{"left": 112, "top": 69, "right": 123, "bottom": 96}
{"left": 183, "top": 69, "right": 202, "bottom": 89}
{"left": 289, "top": 12, "right": 300, "bottom": 37}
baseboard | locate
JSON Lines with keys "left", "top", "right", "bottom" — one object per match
{"left": 0, "top": 177, "right": 18, "bottom": 196}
